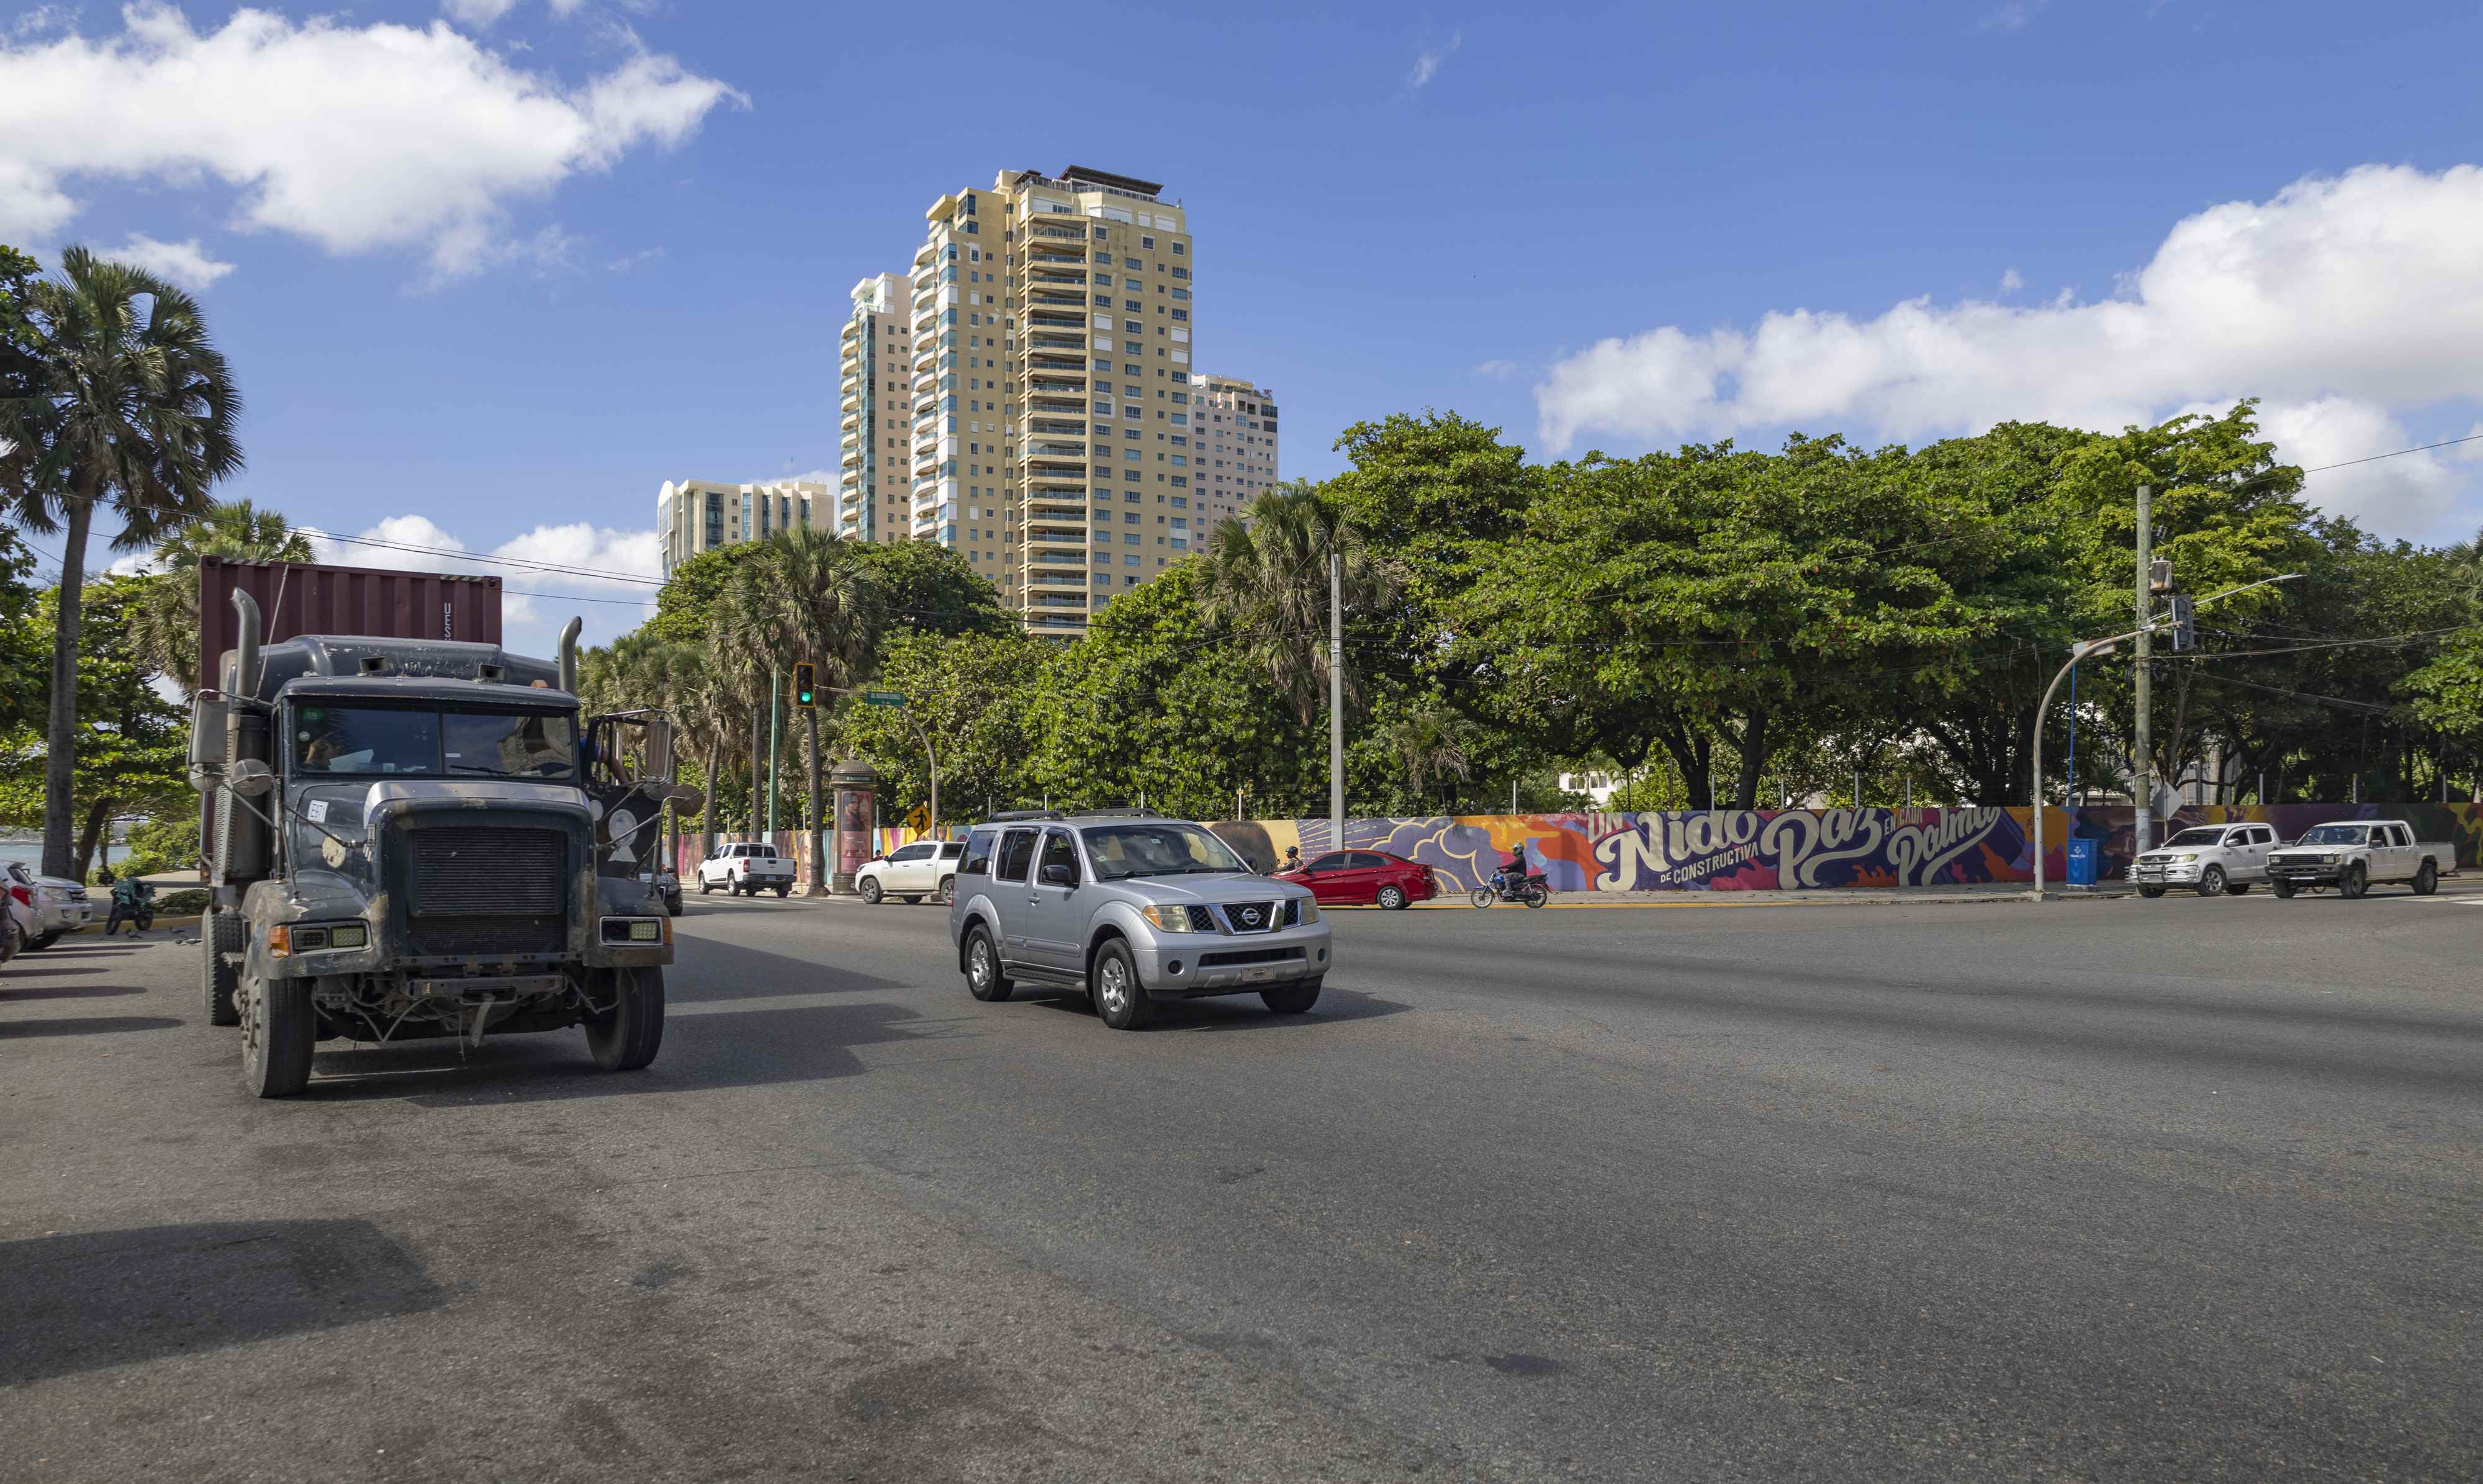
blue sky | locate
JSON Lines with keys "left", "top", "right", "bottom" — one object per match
{"left": 5, "top": 1, "right": 2482, "bottom": 657}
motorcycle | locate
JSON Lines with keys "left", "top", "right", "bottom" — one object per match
{"left": 1470, "top": 870, "right": 1549, "bottom": 909}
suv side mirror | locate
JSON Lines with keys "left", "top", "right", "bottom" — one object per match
{"left": 1040, "top": 862, "right": 1076, "bottom": 887}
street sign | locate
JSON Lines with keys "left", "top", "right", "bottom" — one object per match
{"left": 863, "top": 690, "right": 906, "bottom": 706}
{"left": 905, "top": 804, "right": 929, "bottom": 832}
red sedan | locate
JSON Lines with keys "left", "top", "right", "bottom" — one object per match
{"left": 1276, "top": 850, "right": 1438, "bottom": 910}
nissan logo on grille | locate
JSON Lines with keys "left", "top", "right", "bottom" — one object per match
{"left": 1238, "top": 906, "right": 1263, "bottom": 927}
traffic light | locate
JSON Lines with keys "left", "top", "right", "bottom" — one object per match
{"left": 2168, "top": 593, "right": 2196, "bottom": 652}
{"left": 793, "top": 662, "right": 817, "bottom": 708}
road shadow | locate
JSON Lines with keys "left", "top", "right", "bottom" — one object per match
{"left": 1017, "top": 982, "right": 1410, "bottom": 1032}
{"left": 665, "top": 933, "right": 914, "bottom": 1003}
{"left": 1, "top": 964, "right": 107, "bottom": 978}
{"left": 0, "top": 981, "right": 149, "bottom": 1003}
{"left": 294, "top": 999, "right": 960, "bottom": 1107}
{"left": 0, "top": 1219, "right": 445, "bottom": 1386}
{"left": 0, "top": 1015, "right": 184, "bottom": 1038}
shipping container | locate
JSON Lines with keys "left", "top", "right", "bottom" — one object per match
{"left": 197, "top": 557, "right": 503, "bottom": 688}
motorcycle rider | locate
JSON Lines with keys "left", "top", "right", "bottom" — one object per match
{"left": 1496, "top": 843, "right": 1533, "bottom": 895}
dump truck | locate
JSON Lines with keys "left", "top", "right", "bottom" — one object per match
{"left": 189, "top": 582, "right": 700, "bottom": 1097}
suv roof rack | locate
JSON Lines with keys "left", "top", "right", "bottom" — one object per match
{"left": 983, "top": 809, "right": 1064, "bottom": 822}
{"left": 1077, "top": 807, "right": 1163, "bottom": 818}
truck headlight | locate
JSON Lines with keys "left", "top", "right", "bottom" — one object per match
{"left": 1140, "top": 904, "right": 1199, "bottom": 932}
{"left": 2174, "top": 853, "right": 2197, "bottom": 863}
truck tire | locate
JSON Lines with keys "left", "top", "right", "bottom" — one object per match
{"left": 962, "top": 924, "right": 1012, "bottom": 1002}
{"left": 1090, "top": 938, "right": 1154, "bottom": 1030}
{"left": 2339, "top": 863, "right": 2368, "bottom": 900}
{"left": 2225, "top": 878, "right": 2251, "bottom": 896}
{"left": 699, "top": 875, "right": 714, "bottom": 894}
{"left": 2197, "top": 865, "right": 2227, "bottom": 897}
{"left": 2137, "top": 885, "right": 2166, "bottom": 899}
{"left": 240, "top": 974, "right": 314, "bottom": 1097}
{"left": 775, "top": 883, "right": 790, "bottom": 899}
{"left": 585, "top": 965, "right": 665, "bottom": 1071}
{"left": 937, "top": 876, "right": 955, "bottom": 906}
{"left": 860, "top": 878, "right": 883, "bottom": 904}
{"left": 2272, "top": 878, "right": 2296, "bottom": 899}
{"left": 203, "top": 909, "right": 244, "bottom": 1027}
{"left": 1262, "top": 978, "right": 1322, "bottom": 1015}
{"left": 2413, "top": 860, "right": 2438, "bottom": 896}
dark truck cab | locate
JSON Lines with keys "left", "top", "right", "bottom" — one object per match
{"left": 190, "top": 594, "right": 700, "bottom": 1097}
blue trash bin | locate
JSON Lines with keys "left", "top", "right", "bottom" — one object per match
{"left": 2064, "top": 837, "right": 2098, "bottom": 888}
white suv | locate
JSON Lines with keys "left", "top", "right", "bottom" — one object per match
{"left": 855, "top": 840, "right": 965, "bottom": 906}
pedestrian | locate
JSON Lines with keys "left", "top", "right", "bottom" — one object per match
{"left": 104, "top": 874, "right": 150, "bottom": 937}
{"left": 1281, "top": 845, "right": 1302, "bottom": 873}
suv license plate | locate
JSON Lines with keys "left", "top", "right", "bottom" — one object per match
{"left": 1242, "top": 967, "right": 1274, "bottom": 983}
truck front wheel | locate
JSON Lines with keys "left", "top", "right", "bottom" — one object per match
{"left": 2339, "top": 863, "right": 2368, "bottom": 900}
{"left": 240, "top": 974, "right": 315, "bottom": 1097}
{"left": 203, "top": 909, "right": 245, "bottom": 1027}
{"left": 2272, "top": 878, "right": 2297, "bottom": 899}
{"left": 586, "top": 965, "right": 665, "bottom": 1071}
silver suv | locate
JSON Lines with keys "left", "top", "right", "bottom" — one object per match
{"left": 947, "top": 811, "right": 1332, "bottom": 1030}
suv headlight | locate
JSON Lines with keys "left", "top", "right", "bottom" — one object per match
{"left": 1295, "top": 898, "right": 1320, "bottom": 925}
{"left": 1140, "top": 904, "right": 1199, "bottom": 933}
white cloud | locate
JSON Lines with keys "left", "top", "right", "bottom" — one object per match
{"left": 103, "top": 232, "right": 235, "bottom": 289}
{"left": 442, "top": 0, "right": 523, "bottom": 25}
{"left": 305, "top": 513, "right": 662, "bottom": 633}
{"left": 1471, "top": 359, "right": 1518, "bottom": 379}
{"left": 2249, "top": 398, "right": 2458, "bottom": 533}
{"left": 1979, "top": 0, "right": 2049, "bottom": 31}
{"left": 1407, "top": 30, "right": 1460, "bottom": 89}
{"left": 0, "top": 3, "right": 744, "bottom": 281}
{"left": 1534, "top": 163, "right": 2483, "bottom": 538}
{"left": 1999, "top": 267, "right": 2024, "bottom": 294}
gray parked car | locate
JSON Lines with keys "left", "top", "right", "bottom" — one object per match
{"left": 947, "top": 811, "right": 1332, "bottom": 1030}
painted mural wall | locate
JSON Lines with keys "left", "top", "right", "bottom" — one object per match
{"left": 1202, "top": 805, "right": 2483, "bottom": 893}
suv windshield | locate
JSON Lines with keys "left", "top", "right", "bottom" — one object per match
{"left": 1081, "top": 822, "right": 1247, "bottom": 880}
{"left": 2163, "top": 828, "right": 2228, "bottom": 848}
{"left": 1088, "top": 824, "right": 1251, "bottom": 883}
{"left": 293, "top": 704, "right": 576, "bottom": 779}
{"left": 2296, "top": 824, "right": 2368, "bottom": 845}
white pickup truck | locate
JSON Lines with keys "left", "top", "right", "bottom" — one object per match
{"left": 698, "top": 842, "right": 795, "bottom": 898}
{"left": 2131, "top": 821, "right": 2281, "bottom": 898}
{"left": 2264, "top": 819, "right": 2454, "bottom": 900}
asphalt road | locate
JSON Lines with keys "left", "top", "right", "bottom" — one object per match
{"left": 4, "top": 882, "right": 2479, "bottom": 1482}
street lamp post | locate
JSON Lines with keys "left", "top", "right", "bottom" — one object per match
{"left": 2029, "top": 573, "right": 2300, "bottom": 901}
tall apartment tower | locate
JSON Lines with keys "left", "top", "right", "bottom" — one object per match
{"left": 836, "top": 272, "right": 913, "bottom": 544}
{"left": 1191, "top": 374, "right": 1279, "bottom": 535}
{"left": 906, "top": 167, "right": 1200, "bottom": 639}
{"left": 656, "top": 478, "right": 824, "bottom": 577}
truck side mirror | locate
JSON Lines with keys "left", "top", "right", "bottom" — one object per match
{"left": 664, "top": 784, "right": 705, "bottom": 816}
{"left": 187, "top": 692, "right": 230, "bottom": 789}
{"left": 643, "top": 716, "right": 677, "bottom": 784}
{"left": 225, "top": 758, "right": 277, "bottom": 798}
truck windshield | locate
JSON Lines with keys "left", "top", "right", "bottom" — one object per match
{"left": 2296, "top": 824, "right": 2368, "bottom": 845}
{"left": 293, "top": 704, "right": 575, "bottom": 779}
{"left": 1081, "top": 822, "right": 1248, "bottom": 879}
{"left": 2163, "top": 828, "right": 2228, "bottom": 848}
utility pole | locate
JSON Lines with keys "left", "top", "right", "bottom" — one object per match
{"left": 1328, "top": 548, "right": 1344, "bottom": 845}
{"left": 766, "top": 666, "right": 782, "bottom": 839}
{"left": 2133, "top": 484, "right": 2154, "bottom": 856}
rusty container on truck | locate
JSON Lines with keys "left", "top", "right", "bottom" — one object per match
{"left": 198, "top": 557, "right": 503, "bottom": 683}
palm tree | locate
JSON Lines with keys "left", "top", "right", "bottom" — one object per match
{"left": 714, "top": 528, "right": 872, "bottom": 889}
{"left": 0, "top": 246, "right": 242, "bottom": 877}
{"left": 129, "top": 499, "right": 310, "bottom": 693}
{"left": 1385, "top": 701, "right": 1473, "bottom": 811}
{"left": 1194, "top": 483, "right": 1392, "bottom": 727}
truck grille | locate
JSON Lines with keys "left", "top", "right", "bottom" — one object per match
{"left": 412, "top": 829, "right": 564, "bottom": 915}
{"left": 1219, "top": 901, "right": 1281, "bottom": 934}
{"left": 403, "top": 827, "right": 566, "bottom": 958}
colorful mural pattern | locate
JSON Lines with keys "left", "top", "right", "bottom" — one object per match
{"left": 1204, "top": 804, "right": 2483, "bottom": 893}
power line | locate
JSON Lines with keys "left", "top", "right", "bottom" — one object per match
{"left": 2299, "top": 432, "right": 2483, "bottom": 474}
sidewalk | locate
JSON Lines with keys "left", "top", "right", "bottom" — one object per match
{"left": 1443, "top": 883, "right": 2094, "bottom": 909}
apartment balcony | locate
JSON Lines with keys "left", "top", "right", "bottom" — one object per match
{"left": 1027, "top": 222, "right": 1088, "bottom": 244}
{"left": 841, "top": 451, "right": 863, "bottom": 473}
{"left": 1027, "top": 353, "right": 1087, "bottom": 374}
{"left": 1027, "top": 333, "right": 1086, "bottom": 353}
{"left": 839, "top": 375, "right": 860, "bottom": 396}
{"left": 1027, "top": 311, "right": 1086, "bottom": 331}
{"left": 1028, "top": 375, "right": 1086, "bottom": 394}
{"left": 1027, "top": 419, "right": 1086, "bottom": 437}
{"left": 1028, "top": 290, "right": 1086, "bottom": 308}
{"left": 1025, "top": 526, "right": 1086, "bottom": 549}
{"left": 1025, "top": 441, "right": 1088, "bottom": 459}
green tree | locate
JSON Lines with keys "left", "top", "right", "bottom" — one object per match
{"left": 0, "top": 576, "right": 190, "bottom": 876}
{"left": 1194, "top": 483, "right": 1391, "bottom": 727}
{"left": 0, "top": 246, "right": 243, "bottom": 877}
{"left": 840, "top": 629, "right": 1052, "bottom": 824}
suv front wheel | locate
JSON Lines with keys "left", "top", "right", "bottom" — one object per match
{"left": 1090, "top": 940, "right": 1155, "bottom": 1030}
{"left": 963, "top": 924, "right": 1013, "bottom": 1002}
